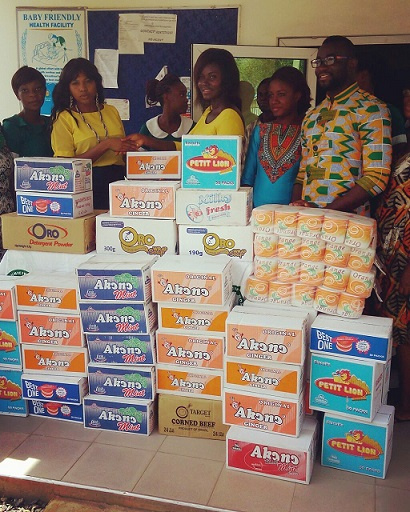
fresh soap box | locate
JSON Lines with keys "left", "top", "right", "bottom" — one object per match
{"left": 181, "top": 135, "right": 241, "bottom": 190}
{"left": 86, "top": 332, "right": 156, "bottom": 365}
{"left": 14, "top": 157, "right": 92, "bottom": 194}
{"left": 16, "top": 191, "right": 93, "bottom": 219}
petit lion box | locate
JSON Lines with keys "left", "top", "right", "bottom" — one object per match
{"left": 0, "top": 320, "right": 21, "bottom": 367}
{"left": 0, "top": 368, "right": 27, "bottom": 416}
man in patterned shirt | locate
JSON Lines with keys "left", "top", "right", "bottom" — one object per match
{"left": 291, "top": 35, "right": 392, "bottom": 215}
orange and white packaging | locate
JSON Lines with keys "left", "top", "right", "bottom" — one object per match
{"left": 253, "top": 233, "right": 278, "bottom": 258}
{"left": 299, "top": 237, "right": 326, "bottom": 262}
{"left": 244, "top": 276, "right": 269, "bottom": 302}
{"left": 158, "top": 292, "right": 236, "bottom": 334}
{"left": 0, "top": 278, "right": 18, "bottom": 320}
{"left": 296, "top": 208, "right": 324, "bottom": 239}
{"left": 273, "top": 205, "right": 299, "bottom": 236}
{"left": 22, "top": 344, "right": 88, "bottom": 376}
{"left": 347, "top": 244, "right": 376, "bottom": 273}
{"left": 277, "top": 235, "right": 301, "bottom": 259}
{"left": 321, "top": 211, "right": 349, "bottom": 244}
{"left": 226, "top": 309, "right": 307, "bottom": 365}
{"left": 151, "top": 255, "right": 233, "bottom": 306}
{"left": 345, "top": 216, "right": 376, "bottom": 249}
{"left": 314, "top": 286, "right": 341, "bottom": 315}
{"left": 254, "top": 256, "right": 278, "bottom": 281}
{"left": 299, "top": 261, "right": 325, "bottom": 286}
{"left": 323, "top": 266, "right": 351, "bottom": 291}
{"left": 109, "top": 180, "right": 180, "bottom": 219}
{"left": 15, "top": 273, "right": 78, "bottom": 313}
{"left": 277, "top": 258, "right": 300, "bottom": 282}
{"left": 251, "top": 205, "right": 275, "bottom": 234}
{"left": 126, "top": 151, "right": 180, "bottom": 180}
{"left": 324, "top": 242, "right": 351, "bottom": 268}
{"left": 268, "top": 281, "right": 293, "bottom": 304}
{"left": 292, "top": 283, "right": 317, "bottom": 308}
{"left": 156, "top": 329, "right": 224, "bottom": 369}
{"left": 336, "top": 292, "right": 365, "bottom": 318}
{"left": 225, "top": 357, "right": 305, "bottom": 398}
{"left": 156, "top": 364, "right": 223, "bottom": 399}
{"left": 95, "top": 213, "right": 177, "bottom": 256}
{"left": 18, "top": 311, "right": 84, "bottom": 346}
{"left": 346, "top": 268, "right": 376, "bottom": 298}
{"left": 236, "top": 303, "right": 317, "bottom": 332}
{"left": 223, "top": 388, "right": 305, "bottom": 437}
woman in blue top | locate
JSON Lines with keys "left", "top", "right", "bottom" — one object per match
{"left": 241, "top": 66, "right": 311, "bottom": 207}
{"left": 2, "top": 66, "right": 53, "bottom": 157}
{"left": 139, "top": 73, "right": 194, "bottom": 150}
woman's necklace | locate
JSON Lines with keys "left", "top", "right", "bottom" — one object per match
{"left": 75, "top": 103, "right": 109, "bottom": 143}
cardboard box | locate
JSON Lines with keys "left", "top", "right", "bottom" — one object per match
{"left": 16, "top": 190, "right": 93, "bottom": 219}
{"left": 16, "top": 273, "right": 79, "bottom": 313}
{"left": 310, "top": 314, "right": 392, "bottom": 363}
{"left": 321, "top": 406, "right": 394, "bottom": 479}
{"left": 157, "top": 293, "right": 236, "bottom": 335}
{"left": 21, "top": 374, "right": 88, "bottom": 403}
{"left": 175, "top": 187, "right": 252, "bottom": 226}
{"left": 76, "top": 254, "right": 157, "bottom": 303}
{"left": 157, "top": 364, "right": 223, "bottom": 399}
{"left": 227, "top": 417, "right": 318, "bottom": 484}
{"left": 178, "top": 224, "right": 254, "bottom": 261}
{"left": 0, "top": 277, "right": 18, "bottom": 320}
{"left": 14, "top": 157, "right": 92, "bottom": 194}
{"left": 79, "top": 301, "right": 157, "bottom": 334}
{"left": 156, "top": 329, "right": 224, "bottom": 369}
{"left": 309, "top": 353, "right": 384, "bottom": 421}
{"left": 226, "top": 309, "right": 308, "bottom": 365}
{"left": 127, "top": 151, "right": 180, "bottom": 180}
{"left": 109, "top": 180, "right": 180, "bottom": 219}
{"left": 96, "top": 213, "right": 177, "bottom": 256}
{"left": 22, "top": 344, "right": 88, "bottom": 377}
{"left": 0, "top": 320, "right": 21, "bottom": 367}
{"left": 238, "top": 302, "right": 317, "bottom": 331}
{"left": 225, "top": 358, "right": 304, "bottom": 398}
{"left": 28, "top": 400, "right": 84, "bottom": 422}
{"left": 181, "top": 135, "right": 241, "bottom": 190}
{"left": 88, "top": 363, "right": 156, "bottom": 400}
{"left": 1, "top": 211, "right": 98, "bottom": 254}
{"left": 223, "top": 388, "right": 305, "bottom": 437}
{"left": 151, "top": 255, "right": 233, "bottom": 306}
{"left": 158, "top": 393, "right": 228, "bottom": 439}
{"left": 86, "top": 332, "right": 156, "bottom": 365}
{"left": 18, "top": 311, "right": 84, "bottom": 347}
{"left": 83, "top": 394, "right": 156, "bottom": 435}
{"left": 0, "top": 367, "right": 27, "bottom": 416}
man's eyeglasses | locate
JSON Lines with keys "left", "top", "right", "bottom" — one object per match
{"left": 311, "top": 55, "right": 350, "bottom": 68}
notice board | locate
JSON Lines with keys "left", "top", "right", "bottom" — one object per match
{"left": 87, "top": 8, "right": 239, "bottom": 134}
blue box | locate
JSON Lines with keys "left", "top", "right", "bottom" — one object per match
{"left": 88, "top": 363, "right": 155, "bottom": 400}
{"left": 14, "top": 157, "right": 92, "bottom": 194}
{"left": 16, "top": 191, "right": 93, "bottom": 219}
{"left": 76, "top": 254, "right": 157, "bottom": 303}
{"left": 28, "top": 399, "right": 84, "bottom": 422}
{"left": 83, "top": 394, "right": 155, "bottom": 435}
{"left": 0, "top": 320, "right": 21, "bottom": 367}
{"left": 310, "top": 354, "right": 384, "bottom": 422}
{"left": 21, "top": 374, "right": 88, "bottom": 404}
{"left": 181, "top": 135, "right": 241, "bottom": 190}
{"left": 321, "top": 406, "right": 394, "bottom": 479}
{"left": 79, "top": 301, "right": 157, "bottom": 334}
{"left": 0, "top": 367, "right": 27, "bottom": 416}
{"left": 310, "top": 314, "right": 392, "bottom": 363}
{"left": 86, "top": 333, "right": 156, "bottom": 365}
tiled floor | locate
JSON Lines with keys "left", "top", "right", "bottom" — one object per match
{"left": 0, "top": 413, "right": 409, "bottom": 512}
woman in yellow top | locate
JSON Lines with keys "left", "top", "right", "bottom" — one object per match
{"left": 125, "top": 48, "right": 244, "bottom": 150}
{"left": 51, "top": 58, "right": 136, "bottom": 209}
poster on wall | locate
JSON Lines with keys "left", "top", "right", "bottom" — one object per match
{"left": 16, "top": 8, "right": 87, "bottom": 115}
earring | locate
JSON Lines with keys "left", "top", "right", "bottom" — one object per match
{"left": 70, "top": 95, "right": 74, "bottom": 109}
{"left": 95, "top": 93, "right": 99, "bottom": 109}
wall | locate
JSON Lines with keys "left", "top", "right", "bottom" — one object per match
{"left": 1, "top": 0, "right": 410, "bottom": 119}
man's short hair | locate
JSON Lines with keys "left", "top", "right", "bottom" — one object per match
{"left": 321, "top": 36, "right": 357, "bottom": 58}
